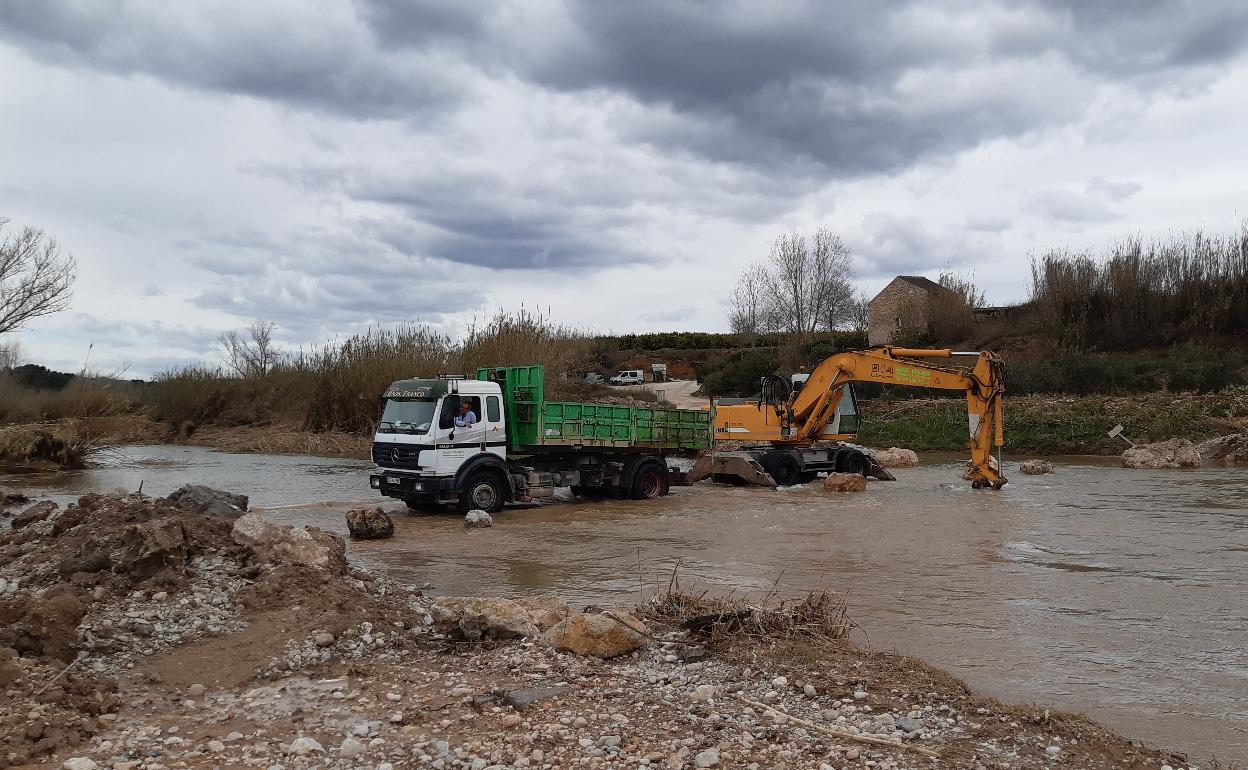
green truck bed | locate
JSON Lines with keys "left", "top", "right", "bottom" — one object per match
{"left": 476, "top": 365, "right": 710, "bottom": 453}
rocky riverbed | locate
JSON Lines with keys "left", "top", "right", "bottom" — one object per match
{"left": 0, "top": 489, "right": 1197, "bottom": 770}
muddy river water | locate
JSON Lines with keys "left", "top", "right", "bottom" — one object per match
{"left": 7, "top": 445, "right": 1246, "bottom": 761}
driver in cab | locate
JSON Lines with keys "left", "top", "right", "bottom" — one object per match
{"left": 454, "top": 401, "right": 478, "bottom": 428}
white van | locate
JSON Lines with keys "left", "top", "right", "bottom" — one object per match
{"left": 609, "top": 369, "right": 645, "bottom": 386}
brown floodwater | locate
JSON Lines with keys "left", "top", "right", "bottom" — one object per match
{"left": 7, "top": 445, "right": 1246, "bottom": 762}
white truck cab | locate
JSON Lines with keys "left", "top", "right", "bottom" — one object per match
{"left": 370, "top": 376, "right": 510, "bottom": 510}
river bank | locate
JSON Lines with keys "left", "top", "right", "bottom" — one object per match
{"left": 858, "top": 388, "right": 1248, "bottom": 454}
{"left": 0, "top": 490, "right": 1194, "bottom": 769}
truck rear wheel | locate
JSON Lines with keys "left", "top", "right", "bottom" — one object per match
{"left": 458, "top": 471, "right": 506, "bottom": 514}
{"left": 630, "top": 462, "right": 670, "bottom": 499}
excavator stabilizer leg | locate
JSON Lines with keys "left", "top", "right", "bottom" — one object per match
{"left": 688, "top": 453, "right": 777, "bottom": 488}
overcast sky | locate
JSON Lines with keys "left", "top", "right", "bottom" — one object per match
{"left": 4, "top": 1, "right": 1248, "bottom": 376}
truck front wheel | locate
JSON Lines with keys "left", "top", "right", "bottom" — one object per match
{"left": 458, "top": 471, "right": 506, "bottom": 514}
{"left": 630, "top": 462, "right": 670, "bottom": 500}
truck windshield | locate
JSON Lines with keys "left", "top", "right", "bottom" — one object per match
{"left": 378, "top": 398, "right": 437, "bottom": 434}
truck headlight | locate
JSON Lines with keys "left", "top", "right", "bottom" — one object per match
{"left": 370, "top": 476, "right": 381, "bottom": 489}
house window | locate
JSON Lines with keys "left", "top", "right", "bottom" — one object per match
{"left": 896, "top": 317, "right": 902, "bottom": 328}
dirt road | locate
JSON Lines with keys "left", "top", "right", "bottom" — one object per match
{"left": 639, "top": 379, "right": 706, "bottom": 409}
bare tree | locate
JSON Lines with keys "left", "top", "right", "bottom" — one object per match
{"left": 220, "top": 320, "right": 281, "bottom": 377}
{"left": 0, "top": 218, "right": 76, "bottom": 334}
{"left": 848, "top": 291, "right": 870, "bottom": 336}
{"left": 0, "top": 338, "right": 22, "bottom": 370}
{"left": 729, "top": 227, "right": 856, "bottom": 336}
{"left": 809, "top": 227, "right": 856, "bottom": 331}
{"left": 727, "top": 262, "right": 772, "bottom": 335}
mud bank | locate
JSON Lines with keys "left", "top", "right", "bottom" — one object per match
{"left": 0, "top": 491, "right": 1201, "bottom": 769}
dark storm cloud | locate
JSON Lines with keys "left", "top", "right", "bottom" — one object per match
{"left": 510, "top": 1, "right": 1248, "bottom": 175}
{"left": 11, "top": 1, "right": 1248, "bottom": 179}
{"left": 0, "top": 1, "right": 463, "bottom": 118}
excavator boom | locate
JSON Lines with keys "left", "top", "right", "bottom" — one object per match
{"left": 707, "top": 347, "right": 1007, "bottom": 488}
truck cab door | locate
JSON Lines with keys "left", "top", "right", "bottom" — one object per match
{"left": 484, "top": 394, "right": 506, "bottom": 460}
{"left": 433, "top": 395, "right": 485, "bottom": 476}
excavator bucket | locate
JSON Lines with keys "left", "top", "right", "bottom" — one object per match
{"left": 688, "top": 453, "right": 777, "bottom": 488}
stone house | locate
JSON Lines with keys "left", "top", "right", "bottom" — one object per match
{"left": 867, "top": 275, "right": 950, "bottom": 346}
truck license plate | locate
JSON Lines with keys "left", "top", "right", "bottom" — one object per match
{"left": 386, "top": 476, "right": 400, "bottom": 485}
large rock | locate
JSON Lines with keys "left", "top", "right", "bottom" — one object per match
{"left": 11, "top": 500, "right": 58, "bottom": 530}
{"left": 115, "top": 518, "right": 191, "bottom": 581}
{"left": 345, "top": 507, "right": 394, "bottom": 539}
{"left": 166, "top": 485, "right": 249, "bottom": 517}
{"left": 540, "top": 611, "right": 648, "bottom": 658}
{"left": 1195, "top": 433, "right": 1248, "bottom": 466}
{"left": 1019, "top": 459, "right": 1054, "bottom": 475}
{"left": 231, "top": 514, "right": 346, "bottom": 573}
{"left": 518, "top": 594, "right": 571, "bottom": 631}
{"left": 1121, "top": 439, "right": 1201, "bottom": 469}
{"left": 871, "top": 447, "right": 919, "bottom": 468}
{"left": 464, "top": 509, "right": 493, "bottom": 528}
{"left": 822, "top": 473, "right": 867, "bottom": 492}
{"left": 430, "top": 597, "right": 538, "bottom": 641}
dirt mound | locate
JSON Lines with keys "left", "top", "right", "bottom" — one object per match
{"left": 0, "top": 647, "right": 119, "bottom": 765}
{"left": 1, "top": 493, "right": 242, "bottom": 596}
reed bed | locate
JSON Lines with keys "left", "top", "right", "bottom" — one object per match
{"left": 1030, "top": 225, "right": 1248, "bottom": 349}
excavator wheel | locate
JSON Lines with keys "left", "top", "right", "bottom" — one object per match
{"left": 838, "top": 450, "right": 869, "bottom": 477}
{"left": 763, "top": 452, "right": 803, "bottom": 487}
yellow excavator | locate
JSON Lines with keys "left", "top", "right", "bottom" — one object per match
{"left": 689, "top": 347, "right": 1007, "bottom": 488}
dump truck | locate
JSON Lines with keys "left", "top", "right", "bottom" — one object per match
{"left": 369, "top": 365, "right": 710, "bottom": 513}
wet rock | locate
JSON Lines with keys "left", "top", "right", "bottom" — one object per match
{"left": 430, "top": 597, "right": 538, "bottom": 641}
{"left": 166, "top": 484, "right": 249, "bottom": 517}
{"left": 2, "top": 491, "right": 31, "bottom": 507}
{"left": 12, "top": 500, "right": 58, "bottom": 530}
{"left": 871, "top": 447, "right": 919, "bottom": 468}
{"left": 821, "top": 473, "right": 867, "bottom": 493}
{"left": 345, "top": 507, "right": 395, "bottom": 540}
{"left": 464, "top": 509, "right": 493, "bottom": 528}
{"left": 1121, "top": 439, "right": 1201, "bottom": 469}
{"left": 231, "top": 514, "right": 347, "bottom": 573}
{"left": 1195, "top": 432, "right": 1248, "bottom": 465}
{"left": 518, "top": 594, "right": 571, "bottom": 630}
{"left": 1019, "top": 459, "right": 1054, "bottom": 475}
{"left": 540, "top": 611, "right": 648, "bottom": 658}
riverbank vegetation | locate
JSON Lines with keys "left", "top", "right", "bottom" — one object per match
{"left": 858, "top": 388, "right": 1248, "bottom": 454}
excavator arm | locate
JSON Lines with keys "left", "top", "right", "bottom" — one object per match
{"left": 714, "top": 347, "right": 1007, "bottom": 488}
